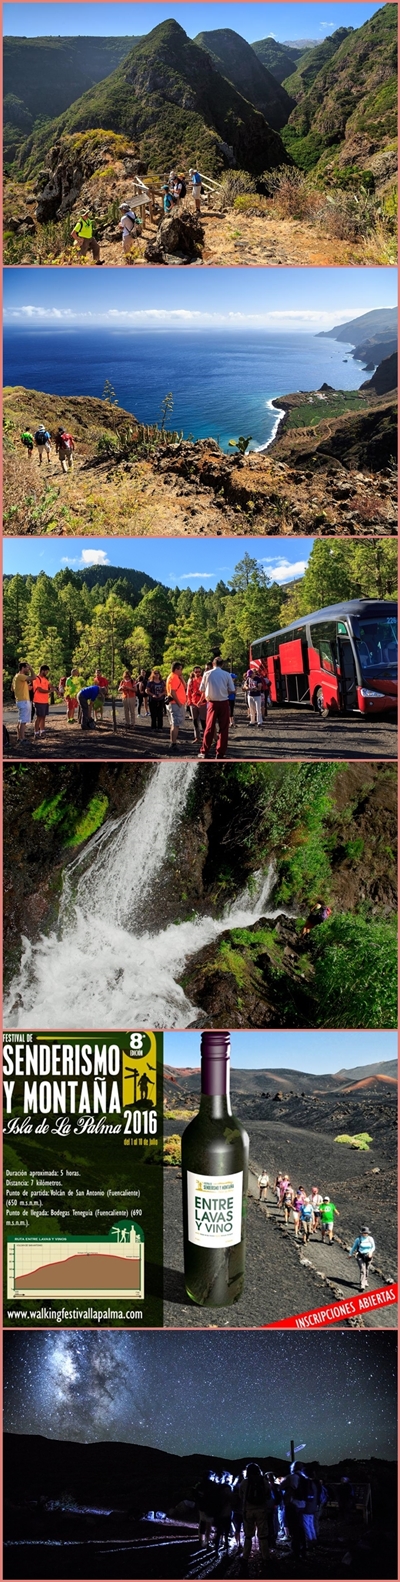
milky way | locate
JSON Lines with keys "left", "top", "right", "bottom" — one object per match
{"left": 4, "top": 1331, "right": 396, "bottom": 1462}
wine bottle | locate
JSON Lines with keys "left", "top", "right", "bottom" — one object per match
{"left": 181, "top": 1031, "right": 249, "bottom": 1306}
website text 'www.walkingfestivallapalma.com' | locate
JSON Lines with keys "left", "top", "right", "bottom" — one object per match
{"left": 2, "top": 0, "right": 399, "bottom": 1580}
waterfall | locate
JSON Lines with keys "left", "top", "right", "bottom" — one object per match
{"left": 5, "top": 765, "right": 288, "bottom": 1031}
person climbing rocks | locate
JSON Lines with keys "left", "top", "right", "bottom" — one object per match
{"left": 32, "top": 666, "right": 51, "bottom": 738}
{"left": 12, "top": 661, "right": 33, "bottom": 745}
{"left": 77, "top": 682, "right": 106, "bottom": 729}
{"left": 302, "top": 902, "right": 332, "bottom": 935}
{"left": 119, "top": 202, "right": 142, "bottom": 260}
{"left": 34, "top": 424, "right": 51, "bottom": 464}
{"left": 349, "top": 1226, "right": 376, "bottom": 1289}
{"left": 55, "top": 427, "right": 75, "bottom": 473}
{"left": 71, "top": 211, "right": 102, "bottom": 264}
{"left": 189, "top": 168, "right": 202, "bottom": 213}
{"left": 21, "top": 428, "right": 34, "bottom": 459}
{"left": 198, "top": 658, "right": 236, "bottom": 761}
{"left": 166, "top": 661, "right": 187, "bottom": 754}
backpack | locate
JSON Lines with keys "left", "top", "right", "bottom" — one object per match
{"left": 245, "top": 1471, "right": 267, "bottom": 1507}
{"left": 59, "top": 432, "right": 73, "bottom": 450}
{"left": 179, "top": 180, "right": 187, "bottom": 199}
{"left": 21, "top": 430, "right": 33, "bottom": 447}
{"left": 35, "top": 428, "right": 49, "bottom": 445}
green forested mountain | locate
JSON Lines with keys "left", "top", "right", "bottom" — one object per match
{"left": 281, "top": 28, "right": 353, "bottom": 99}
{"left": 3, "top": 544, "right": 397, "bottom": 691}
{"left": 281, "top": 4, "right": 397, "bottom": 175}
{"left": 17, "top": 19, "right": 289, "bottom": 178}
{"left": 194, "top": 28, "right": 294, "bottom": 128}
{"left": 3, "top": 36, "right": 142, "bottom": 124}
{"left": 251, "top": 38, "right": 302, "bottom": 84}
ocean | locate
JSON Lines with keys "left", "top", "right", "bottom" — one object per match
{"left": 4, "top": 328, "right": 368, "bottom": 452}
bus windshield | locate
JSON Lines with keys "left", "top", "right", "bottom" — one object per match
{"left": 351, "top": 615, "right": 398, "bottom": 680}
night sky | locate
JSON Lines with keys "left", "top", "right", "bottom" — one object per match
{"left": 4, "top": 1331, "right": 396, "bottom": 1462}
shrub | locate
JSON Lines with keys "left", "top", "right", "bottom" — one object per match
{"left": 163, "top": 1134, "right": 182, "bottom": 1166}
{"left": 311, "top": 913, "right": 397, "bottom": 1027}
{"left": 233, "top": 194, "right": 269, "bottom": 214}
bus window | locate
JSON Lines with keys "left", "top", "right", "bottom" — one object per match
{"left": 310, "top": 621, "right": 338, "bottom": 674}
{"left": 352, "top": 616, "right": 398, "bottom": 678}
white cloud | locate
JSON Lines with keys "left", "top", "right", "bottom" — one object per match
{"left": 81, "top": 550, "right": 110, "bottom": 566}
{"left": 6, "top": 305, "right": 393, "bottom": 332}
{"left": 172, "top": 571, "right": 215, "bottom": 581}
{"left": 60, "top": 549, "right": 110, "bottom": 568}
{"left": 260, "top": 557, "right": 308, "bottom": 583}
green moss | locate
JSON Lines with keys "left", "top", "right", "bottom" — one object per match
{"left": 311, "top": 914, "right": 398, "bottom": 1028}
{"left": 335, "top": 1132, "right": 373, "bottom": 1149}
{"left": 66, "top": 793, "right": 109, "bottom": 846}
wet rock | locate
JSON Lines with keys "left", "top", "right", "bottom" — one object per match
{"left": 144, "top": 205, "right": 204, "bottom": 263}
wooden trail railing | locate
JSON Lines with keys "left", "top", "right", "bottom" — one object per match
{"left": 126, "top": 169, "right": 224, "bottom": 226}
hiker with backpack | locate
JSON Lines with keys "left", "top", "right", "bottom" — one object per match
{"left": 55, "top": 427, "right": 75, "bottom": 473}
{"left": 349, "top": 1226, "right": 376, "bottom": 1290}
{"left": 189, "top": 168, "right": 202, "bottom": 213}
{"left": 119, "top": 202, "right": 142, "bottom": 259}
{"left": 71, "top": 211, "right": 102, "bottom": 264}
{"left": 240, "top": 1463, "right": 270, "bottom": 1573}
{"left": 21, "top": 428, "right": 34, "bottom": 459}
{"left": 34, "top": 424, "right": 51, "bottom": 465}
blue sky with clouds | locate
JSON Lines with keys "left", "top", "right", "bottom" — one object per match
{"left": 3, "top": 537, "right": 313, "bottom": 588}
{"left": 164, "top": 1030, "right": 397, "bottom": 1072}
{"left": 4, "top": 2, "right": 383, "bottom": 42}
{"left": 4, "top": 267, "right": 397, "bottom": 332}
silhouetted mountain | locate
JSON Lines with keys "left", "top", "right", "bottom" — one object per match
{"left": 361, "top": 353, "right": 398, "bottom": 396}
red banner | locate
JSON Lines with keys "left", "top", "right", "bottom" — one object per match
{"left": 264, "top": 1284, "right": 398, "bottom": 1329}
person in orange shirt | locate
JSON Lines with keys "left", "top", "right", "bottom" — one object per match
{"left": 118, "top": 669, "right": 136, "bottom": 729}
{"left": 166, "top": 660, "right": 187, "bottom": 754}
{"left": 32, "top": 665, "right": 51, "bottom": 737}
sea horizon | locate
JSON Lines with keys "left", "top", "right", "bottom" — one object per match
{"left": 4, "top": 327, "right": 370, "bottom": 451}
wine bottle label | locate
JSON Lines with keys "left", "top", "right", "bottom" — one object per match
{"left": 187, "top": 1170, "right": 243, "bottom": 1248}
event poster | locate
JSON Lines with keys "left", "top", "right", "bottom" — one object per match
{"left": 3, "top": 1031, "right": 163, "bottom": 1327}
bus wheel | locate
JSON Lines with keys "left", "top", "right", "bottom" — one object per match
{"left": 315, "top": 688, "right": 330, "bottom": 719}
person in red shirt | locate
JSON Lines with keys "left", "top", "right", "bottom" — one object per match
{"left": 55, "top": 428, "right": 75, "bottom": 473}
{"left": 187, "top": 666, "right": 207, "bottom": 745}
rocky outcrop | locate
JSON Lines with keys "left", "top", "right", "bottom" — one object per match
{"left": 144, "top": 205, "right": 204, "bottom": 263}
{"left": 35, "top": 134, "right": 140, "bottom": 221}
{"left": 283, "top": 400, "right": 397, "bottom": 473}
{"left": 361, "top": 353, "right": 397, "bottom": 397}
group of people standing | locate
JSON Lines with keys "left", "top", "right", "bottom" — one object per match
{"left": 194, "top": 1460, "right": 328, "bottom": 1572}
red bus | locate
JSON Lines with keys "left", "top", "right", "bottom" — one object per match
{"left": 250, "top": 599, "right": 397, "bottom": 717}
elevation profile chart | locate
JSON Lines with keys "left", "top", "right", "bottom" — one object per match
{"left": 7, "top": 1221, "right": 144, "bottom": 1301}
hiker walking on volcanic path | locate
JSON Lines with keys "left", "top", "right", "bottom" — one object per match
{"left": 32, "top": 666, "right": 51, "bottom": 738}
{"left": 311, "top": 1187, "right": 323, "bottom": 1232}
{"left": 349, "top": 1226, "right": 376, "bottom": 1290}
{"left": 258, "top": 1170, "right": 269, "bottom": 1202}
{"left": 320, "top": 1195, "right": 339, "bottom": 1244}
{"left": 283, "top": 1183, "right": 294, "bottom": 1224}
{"left": 146, "top": 670, "right": 166, "bottom": 731}
{"left": 187, "top": 667, "right": 207, "bottom": 745}
{"left": 117, "top": 669, "right": 136, "bottom": 729}
{"left": 292, "top": 1189, "right": 304, "bottom": 1239}
{"left": 34, "top": 424, "right": 51, "bottom": 465}
{"left": 300, "top": 1195, "right": 314, "bottom": 1243}
{"left": 166, "top": 661, "right": 187, "bottom": 755}
{"left": 55, "top": 427, "right": 75, "bottom": 473}
{"left": 199, "top": 657, "right": 235, "bottom": 761}
{"left": 71, "top": 211, "right": 102, "bottom": 264}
